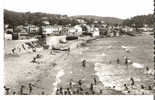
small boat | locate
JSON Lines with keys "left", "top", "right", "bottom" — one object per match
{"left": 66, "top": 36, "right": 78, "bottom": 40}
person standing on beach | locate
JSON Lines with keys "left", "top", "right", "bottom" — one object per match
{"left": 130, "top": 77, "right": 135, "bottom": 88}
{"left": 67, "top": 47, "right": 70, "bottom": 56}
{"left": 124, "top": 56, "right": 129, "bottom": 68}
{"left": 117, "top": 58, "right": 120, "bottom": 64}
{"left": 20, "top": 85, "right": 24, "bottom": 95}
{"left": 93, "top": 77, "right": 97, "bottom": 85}
{"left": 11, "top": 48, "right": 16, "bottom": 54}
{"left": 59, "top": 87, "right": 63, "bottom": 95}
{"left": 56, "top": 88, "right": 60, "bottom": 95}
{"left": 82, "top": 60, "right": 86, "bottom": 67}
{"left": 90, "top": 83, "right": 94, "bottom": 92}
{"left": 50, "top": 49, "right": 53, "bottom": 55}
{"left": 78, "top": 80, "right": 82, "bottom": 87}
{"left": 28, "top": 83, "right": 33, "bottom": 94}
{"left": 4, "top": 86, "right": 10, "bottom": 95}
{"left": 124, "top": 56, "right": 128, "bottom": 65}
{"left": 69, "top": 79, "right": 73, "bottom": 88}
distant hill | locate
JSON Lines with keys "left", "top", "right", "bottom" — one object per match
{"left": 122, "top": 14, "right": 153, "bottom": 28}
{"left": 71, "top": 15, "right": 123, "bottom": 24}
{"left": 4, "top": 9, "right": 64, "bottom": 27}
{"left": 5, "top": 9, "right": 152, "bottom": 28}
{"left": 4, "top": 9, "right": 124, "bottom": 27}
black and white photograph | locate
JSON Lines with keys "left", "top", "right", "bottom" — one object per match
{"left": 2, "top": 0, "right": 154, "bottom": 96}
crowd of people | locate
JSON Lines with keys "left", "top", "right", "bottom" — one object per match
{"left": 4, "top": 54, "right": 153, "bottom": 95}
{"left": 4, "top": 34, "right": 154, "bottom": 95}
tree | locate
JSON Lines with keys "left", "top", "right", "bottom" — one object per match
{"left": 123, "top": 14, "right": 153, "bottom": 28}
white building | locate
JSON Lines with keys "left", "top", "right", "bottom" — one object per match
{"left": 122, "top": 26, "right": 133, "bottom": 32}
{"left": 42, "top": 25, "right": 62, "bottom": 35}
{"left": 74, "top": 25, "right": 83, "bottom": 35}
{"left": 5, "top": 33, "right": 12, "bottom": 40}
{"left": 92, "top": 28, "right": 100, "bottom": 37}
{"left": 77, "top": 19, "right": 86, "bottom": 24}
{"left": 28, "top": 25, "right": 39, "bottom": 33}
{"left": 42, "top": 26, "right": 53, "bottom": 34}
{"left": 68, "top": 25, "right": 83, "bottom": 36}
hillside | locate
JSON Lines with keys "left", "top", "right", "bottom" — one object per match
{"left": 71, "top": 15, "right": 123, "bottom": 24}
{"left": 5, "top": 9, "right": 152, "bottom": 28}
{"left": 122, "top": 14, "right": 153, "bottom": 28}
{"left": 4, "top": 9, "right": 123, "bottom": 27}
{"left": 4, "top": 9, "right": 64, "bottom": 26}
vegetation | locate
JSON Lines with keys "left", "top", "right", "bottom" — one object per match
{"left": 123, "top": 14, "right": 154, "bottom": 28}
{"left": 4, "top": 9, "right": 79, "bottom": 27}
{"left": 4, "top": 9, "right": 153, "bottom": 29}
{"left": 4, "top": 9, "right": 123, "bottom": 27}
{"left": 71, "top": 15, "right": 123, "bottom": 25}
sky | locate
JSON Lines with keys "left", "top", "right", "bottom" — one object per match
{"left": 3, "top": 0, "right": 154, "bottom": 19}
